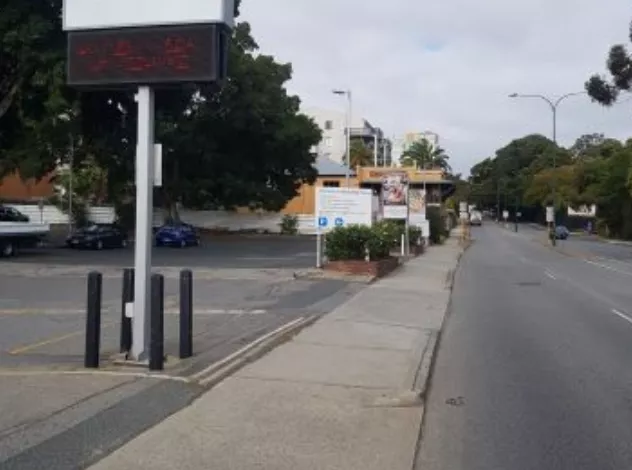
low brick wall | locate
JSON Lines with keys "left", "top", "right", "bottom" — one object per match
{"left": 325, "top": 256, "right": 399, "bottom": 278}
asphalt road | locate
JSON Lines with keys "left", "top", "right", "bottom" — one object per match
{"left": 417, "top": 224, "right": 632, "bottom": 470}
{"left": 521, "top": 223, "right": 632, "bottom": 261}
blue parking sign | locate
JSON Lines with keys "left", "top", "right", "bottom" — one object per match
{"left": 318, "top": 217, "right": 328, "bottom": 227}
{"left": 334, "top": 217, "right": 344, "bottom": 227}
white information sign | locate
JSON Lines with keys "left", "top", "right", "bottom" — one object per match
{"left": 63, "top": 0, "right": 235, "bottom": 31}
{"left": 502, "top": 210, "right": 509, "bottom": 220}
{"left": 315, "top": 187, "right": 373, "bottom": 232}
{"left": 546, "top": 206, "right": 554, "bottom": 223}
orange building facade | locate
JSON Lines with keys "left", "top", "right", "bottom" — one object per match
{"left": 282, "top": 166, "right": 453, "bottom": 215}
{"left": 0, "top": 172, "right": 55, "bottom": 202}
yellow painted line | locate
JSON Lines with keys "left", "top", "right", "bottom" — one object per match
{"left": 8, "top": 322, "right": 116, "bottom": 355}
{"left": 0, "top": 309, "right": 85, "bottom": 316}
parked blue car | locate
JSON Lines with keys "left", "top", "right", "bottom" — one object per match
{"left": 155, "top": 223, "right": 200, "bottom": 247}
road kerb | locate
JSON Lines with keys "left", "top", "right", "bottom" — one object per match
{"left": 191, "top": 315, "right": 320, "bottom": 387}
{"left": 414, "top": 330, "right": 440, "bottom": 400}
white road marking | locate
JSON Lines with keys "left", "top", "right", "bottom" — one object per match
{"left": 544, "top": 270, "right": 557, "bottom": 280}
{"left": 190, "top": 316, "right": 306, "bottom": 381}
{"left": 611, "top": 309, "right": 632, "bottom": 326}
{"left": 585, "top": 259, "right": 632, "bottom": 277}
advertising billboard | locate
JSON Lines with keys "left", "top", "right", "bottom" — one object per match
{"left": 382, "top": 172, "right": 409, "bottom": 220}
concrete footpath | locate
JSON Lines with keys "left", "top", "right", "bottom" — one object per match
{"left": 88, "top": 239, "right": 463, "bottom": 470}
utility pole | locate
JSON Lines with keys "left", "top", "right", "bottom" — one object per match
{"left": 509, "top": 91, "right": 586, "bottom": 243}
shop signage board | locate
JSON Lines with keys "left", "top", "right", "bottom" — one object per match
{"left": 315, "top": 187, "right": 373, "bottom": 233}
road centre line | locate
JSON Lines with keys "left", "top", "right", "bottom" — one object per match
{"left": 611, "top": 309, "right": 632, "bottom": 326}
{"left": 585, "top": 259, "right": 632, "bottom": 277}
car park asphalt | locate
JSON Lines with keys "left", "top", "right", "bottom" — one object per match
{"left": 0, "top": 234, "right": 340, "bottom": 371}
{"left": 8, "top": 233, "right": 317, "bottom": 269}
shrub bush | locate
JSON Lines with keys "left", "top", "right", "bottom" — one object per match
{"left": 408, "top": 226, "right": 423, "bottom": 246}
{"left": 279, "top": 214, "right": 299, "bottom": 235}
{"left": 325, "top": 224, "right": 392, "bottom": 261}
{"left": 427, "top": 206, "right": 447, "bottom": 244}
{"left": 372, "top": 220, "right": 404, "bottom": 248}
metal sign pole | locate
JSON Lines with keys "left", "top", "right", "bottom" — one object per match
{"left": 316, "top": 230, "right": 322, "bottom": 268}
{"left": 131, "top": 85, "right": 155, "bottom": 361}
{"left": 404, "top": 181, "right": 410, "bottom": 256}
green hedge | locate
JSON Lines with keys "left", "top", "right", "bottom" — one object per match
{"left": 324, "top": 221, "right": 427, "bottom": 261}
{"left": 325, "top": 224, "right": 393, "bottom": 261}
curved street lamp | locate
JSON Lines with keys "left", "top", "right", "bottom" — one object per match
{"left": 509, "top": 91, "right": 586, "bottom": 243}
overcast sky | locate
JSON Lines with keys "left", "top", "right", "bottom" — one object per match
{"left": 239, "top": 0, "right": 631, "bottom": 175}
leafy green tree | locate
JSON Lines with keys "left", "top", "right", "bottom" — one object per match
{"left": 0, "top": 0, "right": 321, "bottom": 222}
{"left": 586, "top": 21, "right": 632, "bottom": 105}
{"left": 445, "top": 173, "right": 471, "bottom": 211}
{"left": 52, "top": 155, "right": 108, "bottom": 226}
{"left": 400, "top": 138, "right": 451, "bottom": 171}
{"left": 0, "top": 0, "right": 75, "bottom": 179}
{"left": 343, "top": 140, "right": 373, "bottom": 168}
{"left": 523, "top": 165, "right": 580, "bottom": 208}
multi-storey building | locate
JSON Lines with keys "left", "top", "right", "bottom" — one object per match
{"left": 301, "top": 106, "right": 392, "bottom": 167}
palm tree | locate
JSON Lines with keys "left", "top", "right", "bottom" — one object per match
{"left": 400, "top": 138, "right": 452, "bottom": 172}
{"left": 343, "top": 139, "right": 374, "bottom": 168}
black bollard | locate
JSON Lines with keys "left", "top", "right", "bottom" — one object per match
{"left": 179, "top": 269, "right": 193, "bottom": 359}
{"left": 149, "top": 273, "right": 165, "bottom": 371}
{"left": 120, "top": 268, "right": 134, "bottom": 353}
{"left": 85, "top": 271, "right": 102, "bottom": 368}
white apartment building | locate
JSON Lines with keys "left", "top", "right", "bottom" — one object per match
{"left": 301, "top": 106, "right": 392, "bottom": 167}
{"left": 392, "top": 131, "right": 441, "bottom": 166}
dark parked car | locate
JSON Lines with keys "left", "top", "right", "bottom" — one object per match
{"left": 554, "top": 225, "right": 570, "bottom": 240}
{"left": 155, "top": 223, "right": 199, "bottom": 247}
{"left": 66, "top": 224, "right": 128, "bottom": 250}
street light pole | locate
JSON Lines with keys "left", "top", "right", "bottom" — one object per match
{"left": 333, "top": 89, "right": 352, "bottom": 187}
{"left": 373, "top": 131, "right": 378, "bottom": 166}
{"left": 509, "top": 91, "right": 586, "bottom": 241}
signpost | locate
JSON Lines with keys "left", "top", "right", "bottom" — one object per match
{"left": 63, "top": 0, "right": 234, "bottom": 362}
{"left": 381, "top": 172, "right": 410, "bottom": 255}
{"left": 315, "top": 187, "right": 372, "bottom": 267}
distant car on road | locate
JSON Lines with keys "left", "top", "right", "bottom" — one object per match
{"left": 554, "top": 225, "right": 570, "bottom": 240}
{"left": 155, "top": 222, "right": 200, "bottom": 248}
{"left": 469, "top": 211, "right": 483, "bottom": 226}
{"left": 66, "top": 224, "right": 128, "bottom": 250}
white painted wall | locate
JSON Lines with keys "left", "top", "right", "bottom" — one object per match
{"left": 7, "top": 204, "right": 318, "bottom": 234}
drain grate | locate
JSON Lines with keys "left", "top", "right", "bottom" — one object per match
{"left": 516, "top": 281, "right": 542, "bottom": 287}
